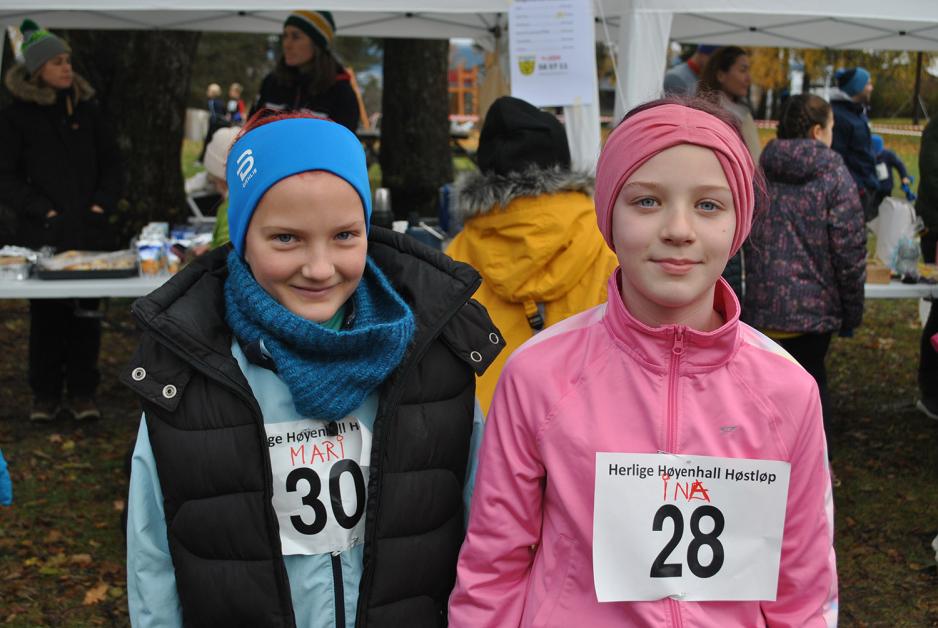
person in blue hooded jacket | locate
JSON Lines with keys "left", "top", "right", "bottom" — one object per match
{"left": 830, "top": 67, "right": 878, "bottom": 220}
{"left": 124, "top": 110, "right": 501, "bottom": 628}
{"left": 871, "top": 133, "right": 912, "bottom": 205}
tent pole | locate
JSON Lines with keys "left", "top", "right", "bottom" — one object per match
{"left": 0, "top": 28, "right": 6, "bottom": 82}
{"left": 913, "top": 51, "right": 924, "bottom": 125}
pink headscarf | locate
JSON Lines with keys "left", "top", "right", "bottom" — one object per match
{"left": 594, "top": 103, "right": 756, "bottom": 257}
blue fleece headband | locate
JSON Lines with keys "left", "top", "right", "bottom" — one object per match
{"left": 226, "top": 117, "right": 372, "bottom": 256}
{"left": 839, "top": 67, "right": 870, "bottom": 97}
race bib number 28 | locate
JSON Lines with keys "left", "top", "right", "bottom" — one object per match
{"left": 593, "top": 452, "right": 791, "bottom": 602}
{"left": 266, "top": 418, "right": 372, "bottom": 556}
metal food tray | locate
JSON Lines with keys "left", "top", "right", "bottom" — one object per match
{"left": 35, "top": 267, "right": 138, "bottom": 280}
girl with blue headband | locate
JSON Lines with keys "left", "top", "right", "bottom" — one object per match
{"left": 124, "top": 111, "right": 502, "bottom": 628}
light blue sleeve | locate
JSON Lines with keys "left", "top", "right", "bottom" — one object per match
{"left": 126, "top": 416, "right": 183, "bottom": 628}
{"left": 462, "top": 398, "right": 486, "bottom": 522}
{"left": 0, "top": 447, "right": 12, "bottom": 506}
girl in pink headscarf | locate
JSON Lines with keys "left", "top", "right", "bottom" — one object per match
{"left": 449, "top": 97, "right": 838, "bottom": 628}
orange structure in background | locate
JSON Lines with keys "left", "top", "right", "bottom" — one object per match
{"left": 449, "top": 63, "right": 480, "bottom": 117}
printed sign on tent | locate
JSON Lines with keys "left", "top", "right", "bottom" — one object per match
{"left": 508, "top": 0, "right": 596, "bottom": 107}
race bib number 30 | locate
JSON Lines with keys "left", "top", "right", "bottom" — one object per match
{"left": 593, "top": 452, "right": 791, "bottom": 602}
{"left": 266, "top": 418, "right": 372, "bottom": 556}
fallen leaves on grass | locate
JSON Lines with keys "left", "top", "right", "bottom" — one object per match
{"left": 83, "top": 581, "right": 108, "bottom": 605}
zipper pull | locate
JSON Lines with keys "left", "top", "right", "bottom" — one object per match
{"left": 672, "top": 327, "right": 685, "bottom": 356}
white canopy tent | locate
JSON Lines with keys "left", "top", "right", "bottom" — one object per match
{"left": 2, "top": 0, "right": 938, "bottom": 169}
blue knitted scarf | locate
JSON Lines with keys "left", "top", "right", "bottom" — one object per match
{"left": 224, "top": 250, "right": 415, "bottom": 421}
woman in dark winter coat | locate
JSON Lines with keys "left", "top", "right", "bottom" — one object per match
{"left": 743, "top": 93, "right": 866, "bottom": 458}
{"left": 125, "top": 111, "right": 502, "bottom": 628}
{"left": 216, "top": 10, "right": 361, "bottom": 247}
{"left": 250, "top": 10, "right": 359, "bottom": 132}
{"left": 0, "top": 19, "right": 122, "bottom": 422}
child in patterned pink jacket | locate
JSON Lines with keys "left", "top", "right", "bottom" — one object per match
{"left": 449, "top": 97, "right": 838, "bottom": 627}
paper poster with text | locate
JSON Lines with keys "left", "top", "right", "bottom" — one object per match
{"left": 593, "top": 452, "right": 791, "bottom": 602}
{"left": 509, "top": 0, "right": 596, "bottom": 107}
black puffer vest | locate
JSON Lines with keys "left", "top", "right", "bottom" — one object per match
{"left": 122, "top": 228, "right": 502, "bottom": 628}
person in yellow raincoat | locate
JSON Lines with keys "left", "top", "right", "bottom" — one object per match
{"left": 447, "top": 96, "right": 618, "bottom": 412}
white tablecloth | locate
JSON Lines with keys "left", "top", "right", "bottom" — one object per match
{"left": 864, "top": 281, "right": 938, "bottom": 299}
{"left": 0, "top": 276, "right": 932, "bottom": 300}
{"left": 0, "top": 276, "right": 167, "bottom": 299}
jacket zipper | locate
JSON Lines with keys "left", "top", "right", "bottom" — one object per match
{"left": 667, "top": 326, "right": 685, "bottom": 454}
{"left": 354, "top": 275, "right": 482, "bottom": 628}
{"left": 135, "top": 316, "right": 298, "bottom": 628}
{"left": 332, "top": 554, "right": 346, "bottom": 628}
{"left": 667, "top": 326, "right": 685, "bottom": 628}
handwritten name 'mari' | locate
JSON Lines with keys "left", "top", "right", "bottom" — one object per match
{"left": 608, "top": 462, "right": 778, "bottom": 485}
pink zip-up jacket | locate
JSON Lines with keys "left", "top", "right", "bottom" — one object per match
{"left": 449, "top": 271, "right": 837, "bottom": 627}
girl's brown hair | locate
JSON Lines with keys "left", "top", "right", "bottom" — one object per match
{"left": 697, "top": 46, "right": 748, "bottom": 102}
{"left": 777, "top": 94, "right": 831, "bottom": 140}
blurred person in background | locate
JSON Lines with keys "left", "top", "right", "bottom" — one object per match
{"left": 0, "top": 19, "right": 122, "bottom": 422}
{"left": 197, "top": 82, "right": 228, "bottom": 163}
{"left": 830, "top": 67, "right": 878, "bottom": 220}
{"left": 663, "top": 44, "right": 717, "bottom": 96}
{"left": 698, "top": 45, "right": 761, "bottom": 301}
{"left": 226, "top": 82, "right": 246, "bottom": 124}
{"left": 871, "top": 133, "right": 913, "bottom": 205}
{"left": 445, "top": 96, "right": 618, "bottom": 412}
{"left": 914, "top": 117, "right": 938, "bottom": 419}
{"left": 202, "top": 126, "right": 239, "bottom": 248}
{"left": 743, "top": 94, "right": 866, "bottom": 470}
{"left": 250, "top": 10, "right": 359, "bottom": 132}
{"left": 0, "top": 447, "right": 11, "bottom": 506}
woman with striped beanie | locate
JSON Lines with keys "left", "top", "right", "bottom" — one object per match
{"left": 249, "top": 10, "right": 360, "bottom": 132}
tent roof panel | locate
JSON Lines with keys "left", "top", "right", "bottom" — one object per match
{"left": 1, "top": 2, "right": 938, "bottom": 52}
{"left": 670, "top": 12, "right": 938, "bottom": 51}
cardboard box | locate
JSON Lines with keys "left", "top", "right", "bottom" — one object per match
{"left": 866, "top": 261, "right": 892, "bottom": 284}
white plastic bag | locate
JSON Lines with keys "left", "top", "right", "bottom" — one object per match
{"left": 869, "top": 197, "right": 922, "bottom": 270}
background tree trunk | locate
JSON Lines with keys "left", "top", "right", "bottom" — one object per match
{"left": 63, "top": 30, "right": 201, "bottom": 244}
{"left": 380, "top": 38, "right": 452, "bottom": 220}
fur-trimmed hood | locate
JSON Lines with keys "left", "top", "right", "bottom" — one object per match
{"left": 4, "top": 63, "right": 95, "bottom": 106}
{"left": 445, "top": 164, "right": 615, "bottom": 308}
{"left": 454, "top": 165, "right": 593, "bottom": 220}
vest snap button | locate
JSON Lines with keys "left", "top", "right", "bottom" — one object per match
{"left": 162, "top": 384, "right": 177, "bottom": 399}
{"left": 131, "top": 367, "right": 146, "bottom": 381}
{"left": 470, "top": 351, "right": 482, "bottom": 363}
{"left": 489, "top": 333, "right": 499, "bottom": 345}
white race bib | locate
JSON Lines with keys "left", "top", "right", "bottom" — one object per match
{"left": 593, "top": 452, "right": 791, "bottom": 602}
{"left": 876, "top": 162, "right": 890, "bottom": 181}
{"left": 266, "top": 418, "right": 372, "bottom": 556}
